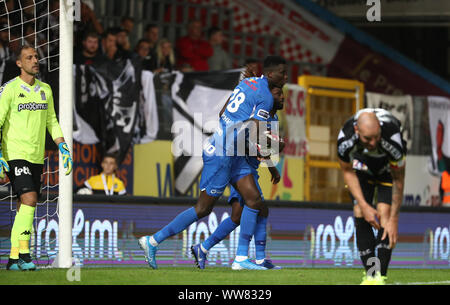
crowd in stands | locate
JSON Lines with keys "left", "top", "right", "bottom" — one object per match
{"left": 74, "top": 18, "right": 233, "bottom": 74}
{"left": 0, "top": 0, "right": 234, "bottom": 77}
{"left": 0, "top": 0, "right": 236, "bottom": 78}
{"left": 0, "top": 0, "right": 248, "bottom": 195}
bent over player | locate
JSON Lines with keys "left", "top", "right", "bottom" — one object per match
{"left": 1, "top": 46, "right": 73, "bottom": 271}
{"left": 337, "top": 108, "right": 406, "bottom": 285}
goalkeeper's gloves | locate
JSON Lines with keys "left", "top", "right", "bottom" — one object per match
{"left": 0, "top": 150, "right": 9, "bottom": 179}
{"left": 58, "top": 142, "right": 73, "bottom": 176}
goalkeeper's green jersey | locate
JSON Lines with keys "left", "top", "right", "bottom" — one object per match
{"left": 0, "top": 76, "right": 63, "bottom": 164}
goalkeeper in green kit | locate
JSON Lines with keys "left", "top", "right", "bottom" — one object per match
{"left": 0, "top": 46, "right": 73, "bottom": 271}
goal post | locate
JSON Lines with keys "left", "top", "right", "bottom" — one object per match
{"left": 56, "top": 0, "right": 75, "bottom": 268}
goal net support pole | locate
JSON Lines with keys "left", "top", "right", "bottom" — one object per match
{"left": 56, "top": 0, "right": 74, "bottom": 268}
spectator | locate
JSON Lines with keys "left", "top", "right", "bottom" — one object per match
{"left": 141, "top": 24, "right": 159, "bottom": 65}
{"left": 134, "top": 39, "right": 151, "bottom": 60}
{"left": 82, "top": 0, "right": 95, "bottom": 10}
{"left": 440, "top": 170, "right": 450, "bottom": 207}
{"left": 76, "top": 0, "right": 104, "bottom": 46}
{"left": 176, "top": 19, "right": 213, "bottom": 71}
{"left": 80, "top": 1, "right": 104, "bottom": 35}
{"left": 116, "top": 28, "right": 131, "bottom": 51}
{"left": 0, "top": 23, "right": 16, "bottom": 85}
{"left": 134, "top": 38, "right": 154, "bottom": 71}
{"left": 0, "top": 1, "right": 14, "bottom": 24}
{"left": 2, "top": 0, "right": 21, "bottom": 38}
{"left": 7, "top": 33, "right": 21, "bottom": 61}
{"left": 144, "top": 23, "right": 159, "bottom": 53}
{"left": 121, "top": 16, "right": 135, "bottom": 46}
{"left": 101, "top": 28, "right": 118, "bottom": 60}
{"left": 207, "top": 26, "right": 231, "bottom": 71}
{"left": 74, "top": 31, "right": 101, "bottom": 65}
{"left": 23, "top": 24, "right": 47, "bottom": 69}
{"left": 0, "top": 23, "right": 10, "bottom": 62}
{"left": 1, "top": 32, "right": 21, "bottom": 83}
{"left": 150, "top": 38, "right": 175, "bottom": 73}
{"left": 77, "top": 154, "right": 127, "bottom": 195}
{"left": 121, "top": 16, "right": 135, "bottom": 34}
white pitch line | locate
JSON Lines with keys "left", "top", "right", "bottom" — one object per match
{"left": 391, "top": 280, "right": 450, "bottom": 285}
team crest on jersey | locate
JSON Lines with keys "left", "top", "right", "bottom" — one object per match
{"left": 40, "top": 90, "right": 46, "bottom": 100}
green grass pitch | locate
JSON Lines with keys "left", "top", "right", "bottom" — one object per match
{"left": 0, "top": 267, "right": 449, "bottom": 285}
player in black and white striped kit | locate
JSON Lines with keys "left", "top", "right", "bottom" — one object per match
{"left": 337, "top": 108, "right": 406, "bottom": 285}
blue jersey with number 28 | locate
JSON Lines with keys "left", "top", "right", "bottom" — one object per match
{"left": 207, "top": 75, "right": 274, "bottom": 156}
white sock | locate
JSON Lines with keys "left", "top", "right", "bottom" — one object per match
{"left": 200, "top": 244, "right": 208, "bottom": 254}
{"left": 149, "top": 236, "right": 158, "bottom": 247}
{"left": 255, "top": 259, "right": 265, "bottom": 265}
{"left": 235, "top": 255, "right": 247, "bottom": 262}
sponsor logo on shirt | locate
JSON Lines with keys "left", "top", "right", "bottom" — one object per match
{"left": 243, "top": 79, "right": 258, "bottom": 91}
{"left": 18, "top": 102, "right": 48, "bottom": 112}
{"left": 380, "top": 138, "right": 402, "bottom": 160}
{"left": 338, "top": 134, "right": 358, "bottom": 157}
{"left": 18, "top": 93, "right": 25, "bottom": 98}
{"left": 210, "top": 189, "right": 224, "bottom": 195}
{"left": 256, "top": 109, "right": 270, "bottom": 120}
{"left": 15, "top": 166, "right": 31, "bottom": 176}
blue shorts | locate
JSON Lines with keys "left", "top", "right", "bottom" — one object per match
{"left": 228, "top": 171, "right": 263, "bottom": 206}
{"left": 199, "top": 152, "right": 254, "bottom": 197}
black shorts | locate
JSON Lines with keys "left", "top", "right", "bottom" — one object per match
{"left": 349, "top": 171, "right": 392, "bottom": 206}
{"left": 6, "top": 160, "right": 43, "bottom": 197}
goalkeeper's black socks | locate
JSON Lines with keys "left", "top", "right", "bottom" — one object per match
{"left": 355, "top": 217, "right": 376, "bottom": 273}
{"left": 376, "top": 227, "right": 392, "bottom": 276}
{"left": 6, "top": 258, "right": 19, "bottom": 270}
{"left": 19, "top": 253, "right": 33, "bottom": 263}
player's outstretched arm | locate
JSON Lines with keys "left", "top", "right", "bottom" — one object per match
{"left": 54, "top": 137, "right": 73, "bottom": 176}
{"left": 339, "top": 159, "right": 380, "bottom": 230}
{"left": 382, "top": 164, "right": 405, "bottom": 249}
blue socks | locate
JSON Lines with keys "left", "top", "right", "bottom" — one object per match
{"left": 254, "top": 216, "right": 267, "bottom": 261}
{"left": 153, "top": 207, "right": 198, "bottom": 244}
{"left": 202, "top": 217, "right": 239, "bottom": 251}
{"left": 236, "top": 206, "right": 259, "bottom": 257}
{"left": 152, "top": 205, "right": 268, "bottom": 261}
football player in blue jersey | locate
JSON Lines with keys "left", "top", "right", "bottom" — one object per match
{"left": 138, "top": 56, "right": 287, "bottom": 270}
{"left": 191, "top": 67, "right": 284, "bottom": 270}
